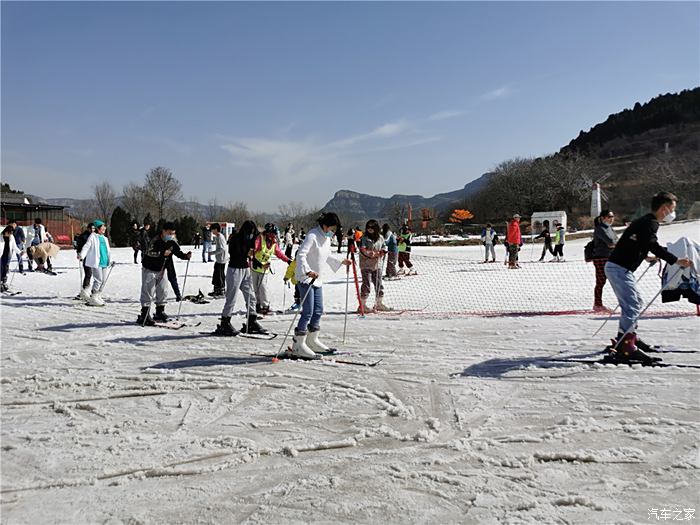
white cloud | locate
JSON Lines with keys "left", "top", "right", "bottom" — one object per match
{"left": 428, "top": 110, "right": 467, "bottom": 121}
{"left": 481, "top": 85, "right": 512, "bottom": 101}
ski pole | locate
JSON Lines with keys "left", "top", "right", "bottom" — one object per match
{"left": 282, "top": 279, "right": 287, "bottom": 312}
{"left": 175, "top": 257, "right": 191, "bottom": 321}
{"left": 276, "top": 277, "right": 316, "bottom": 357}
{"left": 592, "top": 260, "right": 656, "bottom": 337}
{"left": 343, "top": 264, "right": 350, "bottom": 343}
{"left": 99, "top": 261, "right": 116, "bottom": 293}
{"left": 8, "top": 257, "right": 17, "bottom": 289}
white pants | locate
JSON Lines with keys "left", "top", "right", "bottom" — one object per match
{"left": 250, "top": 270, "right": 269, "bottom": 309}
{"left": 484, "top": 244, "right": 496, "bottom": 261}
{"left": 90, "top": 266, "right": 104, "bottom": 293}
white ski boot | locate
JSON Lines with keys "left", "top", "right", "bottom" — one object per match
{"left": 79, "top": 286, "right": 91, "bottom": 301}
{"left": 357, "top": 296, "right": 369, "bottom": 314}
{"left": 307, "top": 329, "right": 331, "bottom": 353}
{"left": 373, "top": 296, "right": 392, "bottom": 312}
{"left": 291, "top": 333, "right": 316, "bottom": 359}
{"left": 87, "top": 291, "right": 105, "bottom": 306}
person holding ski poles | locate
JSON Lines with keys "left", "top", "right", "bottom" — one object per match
{"left": 291, "top": 212, "right": 351, "bottom": 358}
{"left": 137, "top": 222, "right": 192, "bottom": 326}
{"left": 75, "top": 223, "right": 96, "bottom": 300}
{"left": 251, "top": 223, "right": 290, "bottom": 315}
{"left": 534, "top": 220, "right": 555, "bottom": 262}
{"left": 78, "top": 220, "right": 112, "bottom": 306}
{"left": 605, "top": 192, "right": 692, "bottom": 363}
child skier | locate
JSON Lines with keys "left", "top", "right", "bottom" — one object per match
{"left": 553, "top": 224, "right": 566, "bottom": 262}
{"left": 208, "top": 223, "right": 227, "bottom": 297}
{"left": 506, "top": 214, "right": 522, "bottom": 269}
{"left": 283, "top": 257, "right": 301, "bottom": 311}
{"left": 214, "top": 220, "right": 268, "bottom": 336}
{"left": 251, "top": 223, "right": 291, "bottom": 315}
{"left": 382, "top": 223, "right": 399, "bottom": 278}
{"left": 291, "top": 212, "right": 351, "bottom": 358}
{"left": 397, "top": 225, "right": 415, "bottom": 275}
{"left": 534, "top": 220, "right": 555, "bottom": 262}
{"left": 481, "top": 223, "right": 497, "bottom": 263}
{"left": 78, "top": 219, "right": 112, "bottom": 306}
{"left": 137, "top": 222, "right": 192, "bottom": 326}
{"left": 359, "top": 219, "right": 389, "bottom": 312}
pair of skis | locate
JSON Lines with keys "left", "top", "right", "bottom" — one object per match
{"left": 550, "top": 347, "right": 700, "bottom": 369}
{"left": 252, "top": 347, "right": 382, "bottom": 367}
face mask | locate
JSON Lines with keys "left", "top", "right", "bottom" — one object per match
{"left": 325, "top": 230, "right": 335, "bottom": 238}
{"left": 164, "top": 235, "right": 174, "bottom": 242}
{"left": 662, "top": 210, "right": 676, "bottom": 224}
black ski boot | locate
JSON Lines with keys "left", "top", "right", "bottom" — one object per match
{"left": 635, "top": 337, "right": 659, "bottom": 354}
{"left": 242, "top": 314, "right": 268, "bottom": 335}
{"left": 136, "top": 307, "right": 155, "bottom": 326}
{"left": 153, "top": 305, "right": 169, "bottom": 322}
{"left": 214, "top": 316, "right": 239, "bottom": 336}
{"left": 1, "top": 282, "right": 8, "bottom": 293}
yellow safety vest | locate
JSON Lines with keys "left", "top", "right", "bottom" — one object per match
{"left": 253, "top": 236, "right": 276, "bottom": 274}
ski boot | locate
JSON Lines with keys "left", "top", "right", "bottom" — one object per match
{"left": 307, "top": 328, "right": 335, "bottom": 353}
{"left": 137, "top": 307, "right": 155, "bottom": 326}
{"left": 609, "top": 333, "right": 660, "bottom": 365}
{"left": 87, "top": 291, "right": 105, "bottom": 306}
{"left": 373, "top": 296, "right": 392, "bottom": 312}
{"left": 289, "top": 302, "right": 300, "bottom": 312}
{"left": 242, "top": 314, "right": 268, "bottom": 335}
{"left": 214, "top": 316, "right": 239, "bottom": 336}
{"left": 153, "top": 305, "right": 169, "bottom": 322}
{"left": 291, "top": 332, "right": 316, "bottom": 359}
{"left": 1, "top": 282, "right": 8, "bottom": 293}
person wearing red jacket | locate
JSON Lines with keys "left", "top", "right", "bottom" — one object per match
{"left": 506, "top": 214, "right": 522, "bottom": 269}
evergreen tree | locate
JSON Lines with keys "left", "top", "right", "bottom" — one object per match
{"left": 174, "top": 215, "right": 198, "bottom": 245}
{"left": 110, "top": 206, "right": 133, "bottom": 247}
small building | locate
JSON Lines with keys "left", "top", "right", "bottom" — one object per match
{"left": 1, "top": 192, "right": 80, "bottom": 246}
{"left": 530, "top": 211, "right": 567, "bottom": 234}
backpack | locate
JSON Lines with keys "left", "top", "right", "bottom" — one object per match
{"left": 584, "top": 240, "right": 595, "bottom": 262}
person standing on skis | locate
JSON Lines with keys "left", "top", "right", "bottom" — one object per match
{"left": 251, "top": 223, "right": 290, "bottom": 315}
{"left": 137, "top": 222, "right": 192, "bottom": 326}
{"left": 214, "top": 220, "right": 268, "bottom": 336}
{"left": 78, "top": 219, "right": 112, "bottom": 306}
{"left": 290, "top": 212, "right": 351, "bottom": 358}
{"left": 506, "top": 214, "right": 522, "bottom": 269}
{"left": 481, "top": 223, "right": 497, "bottom": 263}
{"left": 534, "top": 220, "right": 555, "bottom": 262}
{"left": 208, "top": 223, "right": 228, "bottom": 298}
{"left": 359, "top": 219, "right": 389, "bottom": 312}
{"left": 605, "top": 192, "right": 692, "bottom": 363}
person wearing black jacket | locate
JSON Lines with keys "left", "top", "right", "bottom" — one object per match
{"left": 129, "top": 222, "right": 141, "bottom": 264}
{"left": 534, "top": 220, "right": 555, "bottom": 262}
{"left": 75, "top": 223, "right": 95, "bottom": 300}
{"left": 137, "top": 222, "right": 192, "bottom": 326}
{"left": 214, "top": 220, "right": 267, "bottom": 336}
{"left": 139, "top": 223, "right": 152, "bottom": 254}
{"left": 605, "top": 192, "right": 692, "bottom": 363}
{"left": 591, "top": 210, "right": 618, "bottom": 312}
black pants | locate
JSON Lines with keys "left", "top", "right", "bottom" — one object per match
{"left": 553, "top": 245, "right": 564, "bottom": 257}
{"left": 1, "top": 255, "right": 9, "bottom": 283}
{"left": 539, "top": 242, "right": 555, "bottom": 260}
{"left": 212, "top": 262, "right": 226, "bottom": 290}
{"left": 82, "top": 262, "right": 93, "bottom": 288}
{"left": 167, "top": 263, "right": 181, "bottom": 298}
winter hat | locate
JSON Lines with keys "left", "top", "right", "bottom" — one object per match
{"left": 93, "top": 220, "right": 105, "bottom": 228}
{"left": 512, "top": 213, "right": 521, "bottom": 219}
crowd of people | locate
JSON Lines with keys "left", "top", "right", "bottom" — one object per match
{"left": 1, "top": 191, "right": 694, "bottom": 363}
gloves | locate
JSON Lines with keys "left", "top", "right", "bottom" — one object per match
{"left": 251, "top": 257, "right": 262, "bottom": 270}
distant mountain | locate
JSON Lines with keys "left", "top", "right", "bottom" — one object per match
{"left": 322, "top": 173, "right": 494, "bottom": 222}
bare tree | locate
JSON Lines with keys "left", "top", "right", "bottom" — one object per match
{"left": 206, "top": 197, "right": 220, "bottom": 222}
{"left": 93, "top": 182, "right": 117, "bottom": 222}
{"left": 221, "top": 200, "right": 251, "bottom": 228}
{"left": 387, "top": 202, "right": 409, "bottom": 231}
{"left": 121, "top": 182, "right": 150, "bottom": 224}
{"left": 143, "top": 166, "right": 183, "bottom": 221}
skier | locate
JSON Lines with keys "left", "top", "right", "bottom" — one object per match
{"left": 75, "top": 223, "right": 96, "bottom": 300}
{"left": 78, "top": 219, "right": 112, "bottom": 306}
{"left": 208, "top": 223, "right": 227, "bottom": 297}
{"left": 291, "top": 212, "right": 351, "bottom": 358}
{"left": 283, "top": 256, "right": 301, "bottom": 311}
{"left": 1, "top": 225, "right": 21, "bottom": 292}
{"left": 382, "top": 223, "right": 399, "bottom": 278}
{"left": 138, "top": 223, "right": 152, "bottom": 257}
{"left": 10, "top": 221, "right": 25, "bottom": 273}
{"left": 605, "top": 192, "right": 692, "bottom": 363}
{"left": 359, "top": 219, "right": 389, "bottom": 312}
{"left": 534, "top": 219, "right": 555, "bottom": 262}
{"left": 481, "top": 223, "right": 497, "bottom": 263}
{"left": 591, "top": 210, "right": 618, "bottom": 312}
{"left": 251, "top": 223, "right": 290, "bottom": 315}
{"left": 136, "top": 222, "right": 192, "bottom": 326}
{"left": 27, "top": 218, "right": 47, "bottom": 272}
{"left": 553, "top": 224, "right": 566, "bottom": 261}
{"left": 506, "top": 214, "right": 522, "bottom": 269}
{"left": 283, "top": 223, "right": 295, "bottom": 259}
{"left": 397, "top": 225, "right": 415, "bottom": 275}
{"left": 213, "top": 220, "right": 268, "bottom": 336}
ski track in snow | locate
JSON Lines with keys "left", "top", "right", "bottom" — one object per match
{"left": 1, "top": 221, "right": 699, "bottom": 523}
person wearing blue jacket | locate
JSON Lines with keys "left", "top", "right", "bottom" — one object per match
{"left": 382, "top": 223, "right": 399, "bottom": 278}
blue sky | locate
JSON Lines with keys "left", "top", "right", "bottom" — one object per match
{"left": 2, "top": 1, "right": 698, "bottom": 212}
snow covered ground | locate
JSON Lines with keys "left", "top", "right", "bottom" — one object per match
{"left": 1, "top": 220, "right": 699, "bottom": 524}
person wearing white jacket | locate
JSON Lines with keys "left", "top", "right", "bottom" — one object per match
{"left": 1, "top": 225, "right": 21, "bottom": 292}
{"left": 292, "top": 212, "right": 351, "bottom": 358}
{"left": 79, "top": 219, "right": 111, "bottom": 306}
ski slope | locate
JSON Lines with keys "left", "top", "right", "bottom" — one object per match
{"left": 1, "top": 220, "right": 699, "bottom": 524}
